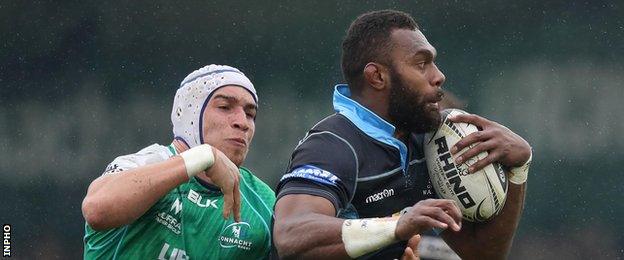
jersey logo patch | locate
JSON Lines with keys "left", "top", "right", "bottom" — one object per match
{"left": 219, "top": 222, "right": 253, "bottom": 251}
{"left": 187, "top": 189, "right": 218, "bottom": 209}
{"left": 365, "top": 188, "right": 395, "bottom": 204}
{"left": 281, "top": 165, "right": 341, "bottom": 187}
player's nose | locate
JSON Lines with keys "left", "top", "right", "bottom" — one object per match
{"left": 231, "top": 108, "right": 250, "bottom": 132}
{"left": 432, "top": 64, "right": 445, "bottom": 88}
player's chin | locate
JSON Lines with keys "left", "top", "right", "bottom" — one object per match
{"left": 423, "top": 109, "right": 442, "bottom": 130}
{"left": 225, "top": 149, "right": 247, "bottom": 167}
{"left": 414, "top": 113, "right": 442, "bottom": 134}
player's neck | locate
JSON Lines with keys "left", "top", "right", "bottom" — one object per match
{"left": 352, "top": 90, "right": 410, "bottom": 143}
{"left": 351, "top": 90, "right": 391, "bottom": 124}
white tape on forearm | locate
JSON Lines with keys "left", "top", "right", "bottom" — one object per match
{"left": 342, "top": 218, "right": 398, "bottom": 258}
{"left": 179, "top": 144, "right": 215, "bottom": 178}
{"left": 509, "top": 151, "right": 532, "bottom": 184}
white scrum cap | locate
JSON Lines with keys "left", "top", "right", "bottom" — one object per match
{"left": 171, "top": 64, "right": 257, "bottom": 148}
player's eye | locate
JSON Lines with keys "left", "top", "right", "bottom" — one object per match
{"left": 246, "top": 111, "right": 257, "bottom": 120}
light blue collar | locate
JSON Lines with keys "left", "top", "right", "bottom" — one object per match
{"left": 333, "top": 84, "right": 408, "bottom": 172}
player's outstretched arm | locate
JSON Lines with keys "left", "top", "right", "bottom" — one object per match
{"left": 82, "top": 155, "right": 190, "bottom": 231}
{"left": 273, "top": 195, "right": 461, "bottom": 260}
{"left": 441, "top": 113, "right": 531, "bottom": 259}
{"left": 82, "top": 145, "right": 241, "bottom": 231}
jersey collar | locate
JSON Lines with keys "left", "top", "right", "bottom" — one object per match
{"left": 333, "top": 84, "right": 408, "bottom": 171}
{"left": 167, "top": 144, "right": 178, "bottom": 156}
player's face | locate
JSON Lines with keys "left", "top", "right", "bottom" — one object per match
{"left": 387, "top": 29, "right": 446, "bottom": 133}
{"left": 202, "top": 86, "right": 257, "bottom": 166}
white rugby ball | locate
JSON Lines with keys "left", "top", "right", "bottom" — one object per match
{"left": 424, "top": 109, "right": 508, "bottom": 222}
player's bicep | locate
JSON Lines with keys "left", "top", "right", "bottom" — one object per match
{"left": 101, "top": 155, "right": 141, "bottom": 176}
{"left": 272, "top": 194, "right": 337, "bottom": 249}
{"left": 85, "top": 155, "right": 140, "bottom": 195}
{"left": 85, "top": 172, "right": 125, "bottom": 198}
{"left": 87, "top": 153, "right": 145, "bottom": 198}
{"left": 100, "top": 144, "right": 169, "bottom": 176}
{"left": 275, "top": 193, "right": 337, "bottom": 218}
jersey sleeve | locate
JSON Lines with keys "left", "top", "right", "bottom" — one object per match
{"left": 275, "top": 131, "right": 358, "bottom": 214}
{"left": 102, "top": 144, "right": 171, "bottom": 175}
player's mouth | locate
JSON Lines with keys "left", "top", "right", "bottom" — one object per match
{"left": 226, "top": 138, "right": 247, "bottom": 148}
{"left": 425, "top": 90, "right": 444, "bottom": 110}
{"left": 427, "top": 101, "right": 440, "bottom": 110}
{"left": 426, "top": 96, "right": 443, "bottom": 111}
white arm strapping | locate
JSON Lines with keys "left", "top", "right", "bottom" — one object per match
{"left": 179, "top": 144, "right": 215, "bottom": 178}
{"left": 509, "top": 151, "right": 532, "bottom": 184}
{"left": 341, "top": 217, "right": 398, "bottom": 258}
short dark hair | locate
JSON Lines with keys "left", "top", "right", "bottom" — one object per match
{"left": 341, "top": 10, "right": 419, "bottom": 91}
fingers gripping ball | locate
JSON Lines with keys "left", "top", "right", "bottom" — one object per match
{"left": 424, "top": 109, "right": 508, "bottom": 222}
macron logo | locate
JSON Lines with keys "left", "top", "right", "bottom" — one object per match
{"left": 365, "top": 189, "right": 395, "bottom": 203}
{"left": 170, "top": 198, "right": 183, "bottom": 215}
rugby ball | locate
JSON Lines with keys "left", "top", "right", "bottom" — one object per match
{"left": 424, "top": 109, "right": 508, "bottom": 222}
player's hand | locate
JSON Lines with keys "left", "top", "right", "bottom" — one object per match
{"left": 203, "top": 147, "right": 242, "bottom": 222}
{"left": 448, "top": 113, "right": 531, "bottom": 173}
{"left": 399, "top": 234, "right": 421, "bottom": 260}
{"left": 395, "top": 199, "right": 462, "bottom": 241}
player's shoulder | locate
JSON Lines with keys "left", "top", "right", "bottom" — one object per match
{"left": 103, "top": 143, "right": 172, "bottom": 175}
{"left": 295, "top": 113, "right": 370, "bottom": 163}
{"left": 310, "top": 113, "right": 356, "bottom": 134}
{"left": 297, "top": 114, "right": 358, "bottom": 148}
{"left": 239, "top": 168, "right": 276, "bottom": 199}
{"left": 239, "top": 167, "right": 274, "bottom": 193}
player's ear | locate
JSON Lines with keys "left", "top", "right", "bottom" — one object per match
{"left": 363, "top": 62, "right": 389, "bottom": 91}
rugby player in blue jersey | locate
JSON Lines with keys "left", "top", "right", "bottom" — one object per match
{"left": 272, "top": 10, "right": 532, "bottom": 260}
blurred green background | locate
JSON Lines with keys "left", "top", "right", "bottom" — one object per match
{"left": 1, "top": 1, "right": 623, "bottom": 259}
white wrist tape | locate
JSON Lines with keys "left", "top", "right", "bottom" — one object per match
{"left": 342, "top": 218, "right": 398, "bottom": 258}
{"left": 509, "top": 151, "right": 532, "bottom": 184}
{"left": 179, "top": 144, "right": 215, "bottom": 178}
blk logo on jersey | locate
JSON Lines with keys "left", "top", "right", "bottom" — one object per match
{"left": 187, "top": 189, "right": 218, "bottom": 209}
{"left": 219, "top": 222, "right": 253, "bottom": 251}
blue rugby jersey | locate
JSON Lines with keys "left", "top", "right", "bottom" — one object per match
{"left": 274, "top": 84, "right": 442, "bottom": 259}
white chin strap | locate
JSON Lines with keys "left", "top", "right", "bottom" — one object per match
{"left": 171, "top": 64, "right": 257, "bottom": 148}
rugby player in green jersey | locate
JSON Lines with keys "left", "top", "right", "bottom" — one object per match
{"left": 82, "top": 64, "right": 275, "bottom": 259}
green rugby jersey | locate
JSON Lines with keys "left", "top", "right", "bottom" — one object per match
{"left": 83, "top": 144, "right": 275, "bottom": 260}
